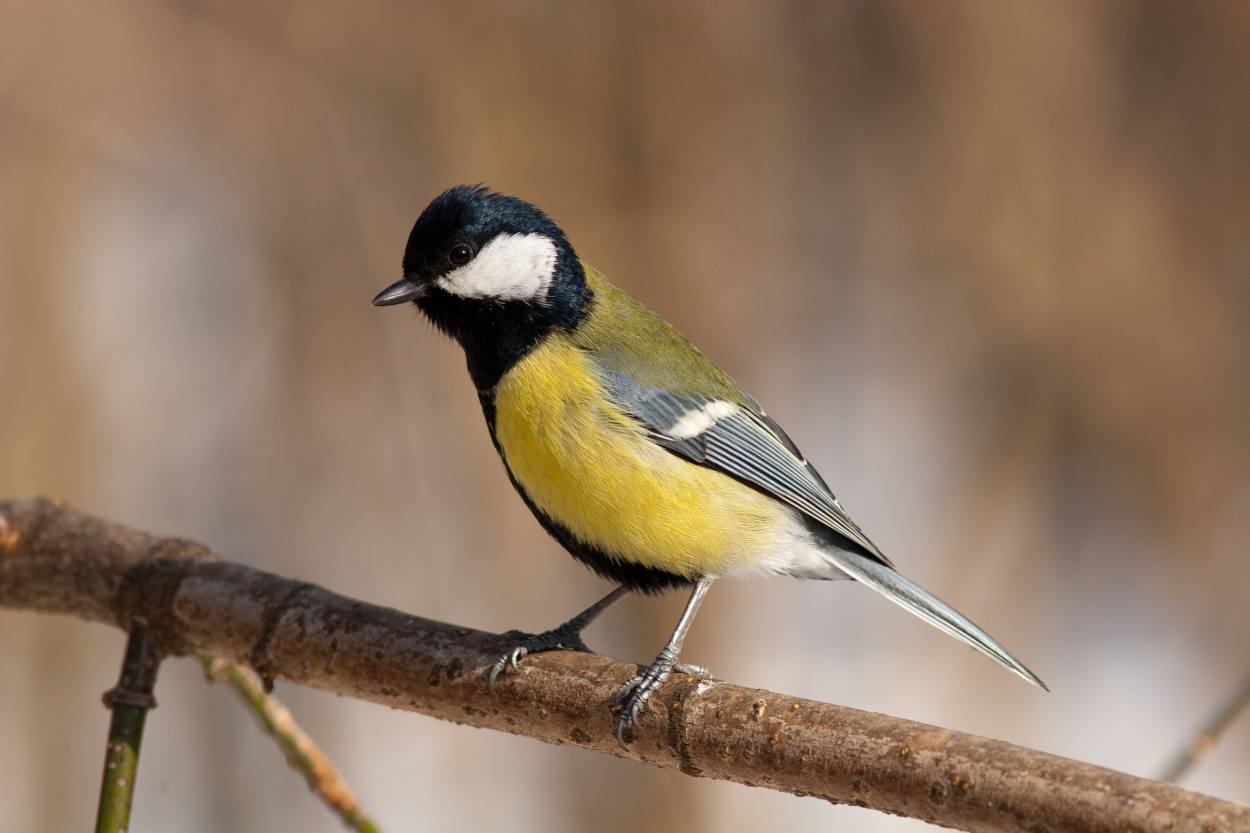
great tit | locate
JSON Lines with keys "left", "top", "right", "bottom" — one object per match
{"left": 373, "top": 185, "right": 1046, "bottom": 742}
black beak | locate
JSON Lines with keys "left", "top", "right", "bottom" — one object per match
{"left": 372, "top": 277, "right": 426, "bottom": 306}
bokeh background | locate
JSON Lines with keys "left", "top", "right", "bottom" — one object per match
{"left": 3, "top": 2, "right": 1249, "bottom": 831}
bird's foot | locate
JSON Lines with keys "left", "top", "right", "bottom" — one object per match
{"left": 613, "top": 650, "right": 711, "bottom": 746}
{"left": 487, "top": 624, "right": 591, "bottom": 690}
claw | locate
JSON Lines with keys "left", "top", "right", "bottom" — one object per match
{"left": 613, "top": 675, "right": 645, "bottom": 746}
{"left": 615, "top": 669, "right": 667, "bottom": 746}
{"left": 611, "top": 677, "right": 638, "bottom": 706}
{"left": 486, "top": 656, "right": 508, "bottom": 692}
{"left": 485, "top": 588, "right": 627, "bottom": 691}
{"left": 613, "top": 654, "right": 714, "bottom": 746}
{"left": 486, "top": 627, "right": 592, "bottom": 692}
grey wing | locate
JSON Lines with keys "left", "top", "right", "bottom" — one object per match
{"left": 602, "top": 364, "right": 1050, "bottom": 690}
{"left": 602, "top": 367, "right": 894, "bottom": 568}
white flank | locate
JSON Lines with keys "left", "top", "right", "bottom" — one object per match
{"left": 720, "top": 510, "right": 845, "bottom": 580}
{"left": 667, "top": 400, "right": 738, "bottom": 439}
{"left": 437, "top": 232, "right": 558, "bottom": 301}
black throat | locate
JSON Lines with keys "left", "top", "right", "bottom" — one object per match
{"left": 416, "top": 248, "right": 592, "bottom": 392}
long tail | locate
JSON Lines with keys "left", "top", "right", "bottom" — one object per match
{"left": 825, "top": 548, "right": 1048, "bottom": 691}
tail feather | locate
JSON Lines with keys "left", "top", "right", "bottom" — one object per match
{"left": 825, "top": 548, "right": 1048, "bottom": 691}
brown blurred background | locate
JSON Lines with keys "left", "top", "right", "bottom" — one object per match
{"left": 3, "top": 2, "right": 1249, "bottom": 831}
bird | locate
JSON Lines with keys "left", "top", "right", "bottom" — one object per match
{"left": 373, "top": 184, "right": 1046, "bottom": 743}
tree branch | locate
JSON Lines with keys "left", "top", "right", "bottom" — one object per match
{"left": 1159, "top": 672, "right": 1250, "bottom": 783}
{"left": 1, "top": 497, "right": 1246, "bottom": 833}
{"left": 95, "top": 624, "right": 161, "bottom": 833}
{"left": 200, "top": 656, "right": 382, "bottom": 833}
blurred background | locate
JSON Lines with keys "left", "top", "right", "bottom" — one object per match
{"left": 3, "top": 2, "right": 1249, "bottom": 831}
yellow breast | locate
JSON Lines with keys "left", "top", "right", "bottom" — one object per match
{"left": 492, "top": 335, "right": 788, "bottom": 578}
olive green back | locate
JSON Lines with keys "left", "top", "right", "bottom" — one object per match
{"left": 572, "top": 263, "right": 758, "bottom": 410}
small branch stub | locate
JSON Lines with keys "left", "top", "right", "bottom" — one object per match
{"left": 95, "top": 623, "right": 162, "bottom": 833}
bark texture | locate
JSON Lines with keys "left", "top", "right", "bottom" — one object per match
{"left": 1, "top": 497, "right": 1245, "bottom": 833}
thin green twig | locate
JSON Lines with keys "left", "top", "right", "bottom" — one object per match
{"left": 1159, "top": 673, "right": 1250, "bottom": 783}
{"left": 201, "top": 656, "right": 381, "bottom": 833}
{"left": 95, "top": 626, "right": 161, "bottom": 833}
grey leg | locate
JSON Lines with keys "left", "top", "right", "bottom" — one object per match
{"left": 487, "top": 586, "right": 629, "bottom": 689}
{"left": 614, "top": 577, "right": 714, "bottom": 745}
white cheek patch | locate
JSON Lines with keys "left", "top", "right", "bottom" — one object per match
{"left": 667, "top": 400, "right": 738, "bottom": 439}
{"left": 436, "top": 232, "right": 558, "bottom": 301}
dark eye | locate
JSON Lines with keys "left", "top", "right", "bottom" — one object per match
{"left": 448, "top": 243, "right": 473, "bottom": 266}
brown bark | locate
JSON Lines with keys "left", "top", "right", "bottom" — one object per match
{"left": 1, "top": 497, "right": 1245, "bottom": 833}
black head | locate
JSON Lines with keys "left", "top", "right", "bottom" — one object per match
{"left": 373, "top": 185, "right": 591, "bottom": 390}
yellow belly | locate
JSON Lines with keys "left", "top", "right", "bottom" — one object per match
{"left": 493, "top": 336, "right": 788, "bottom": 578}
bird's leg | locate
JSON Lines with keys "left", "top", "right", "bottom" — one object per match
{"left": 488, "top": 586, "right": 629, "bottom": 689}
{"left": 614, "top": 577, "right": 714, "bottom": 746}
